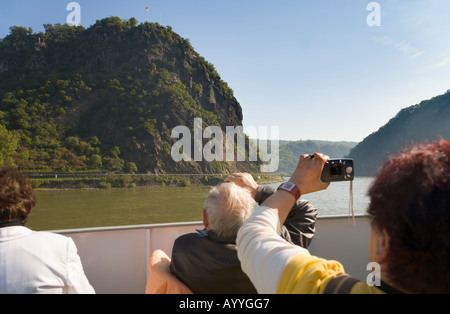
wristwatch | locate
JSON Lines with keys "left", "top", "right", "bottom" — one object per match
{"left": 277, "top": 182, "right": 301, "bottom": 200}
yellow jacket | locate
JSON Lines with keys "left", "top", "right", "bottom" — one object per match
{"left": 277, "top": 254, "right": 384, "bottom": 294}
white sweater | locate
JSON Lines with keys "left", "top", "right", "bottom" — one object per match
{"left": 0, "top": 226, "right": 95, "bottom": 294}
{"left": 236, "top": 206, "right": 309, "bottom": 294}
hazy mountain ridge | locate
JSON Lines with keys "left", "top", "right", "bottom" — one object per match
{"left": 276, "top": 140, "right": 358, "bottom": 175}
{"left": 277, "top": 90, "right": 449, "bottom": 177}
{"left": 349, "top": 90, "right": 450, "bottom": 176}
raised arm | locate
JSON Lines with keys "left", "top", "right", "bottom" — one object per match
{"left": 265, "top": 153, "right": 329, "bottom": 223}
{"left": 236, "top": 154, "right": 329, "bottom": 293}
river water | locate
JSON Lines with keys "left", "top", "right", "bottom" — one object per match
{"left": 27, "top": 177, "right": 374, "bottom": 231}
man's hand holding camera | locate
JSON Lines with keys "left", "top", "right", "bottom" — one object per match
{"left": 233, "top": 153, "right": 329, "bottom": 225}
{"left": 290, "top": 153, "right": 330, "bottom": 196}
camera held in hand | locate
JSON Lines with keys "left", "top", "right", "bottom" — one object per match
{"left": 321, "top": 159, "right": 354, "bottom": 182}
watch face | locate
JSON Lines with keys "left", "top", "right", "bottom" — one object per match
{"left": 281, "top": 182, "right": 295, "bottom": 191}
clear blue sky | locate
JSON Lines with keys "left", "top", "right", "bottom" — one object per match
{"left": 1, "top": 0, "right": 450, "bottom": 142}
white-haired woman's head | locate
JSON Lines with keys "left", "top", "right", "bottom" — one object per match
{"left": 203, "top": 182, "right": 256, "bottom": 240}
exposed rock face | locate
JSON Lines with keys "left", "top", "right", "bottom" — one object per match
{"left": 0, "top": 17, "right": 260, "bottom": 174}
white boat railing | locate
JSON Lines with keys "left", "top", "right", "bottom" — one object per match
{"left": 55, "top": 215, "right": 371, "bottom": 294}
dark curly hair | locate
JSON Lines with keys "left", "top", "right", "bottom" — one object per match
{"left": 0, "top": 167, "right": 36, "bottom": 225}
{"left": 367, "top": 140, "right": 450, "bottom": 293}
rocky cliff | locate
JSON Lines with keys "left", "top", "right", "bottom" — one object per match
{"left": 0, "top": 17, "right": 260, "bottom": 174}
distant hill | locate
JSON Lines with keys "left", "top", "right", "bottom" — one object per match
{"left": 0, "top": 17, "right": 259, "bottom": 174}
{"left": 277, "top": 140, "right": 357, "bottom": 175}
{"left": 349, "top": 91, "right": 450, "bottom": 176}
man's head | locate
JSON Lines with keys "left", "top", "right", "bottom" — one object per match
{"left": 367, "top": 140, "right": 450, "bottom": 293}
{"left": 0, "top": 167, "right": 36, "bottom": 225}
{"left": 203, "top": 182, "right": 256, "bottom": 240}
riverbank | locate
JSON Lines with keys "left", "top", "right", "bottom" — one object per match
{"left": 29, "top": 173, "right": 284, "bottom": 190}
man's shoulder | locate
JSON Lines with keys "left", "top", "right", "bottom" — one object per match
{"left": 173, "top": 231, "right": 206, "bottom": 247}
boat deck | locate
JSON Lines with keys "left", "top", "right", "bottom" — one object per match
{"left": 56, "top": 216, "right": 371, "bottom": 294}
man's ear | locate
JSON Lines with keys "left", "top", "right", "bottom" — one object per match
{"left": 202, "top": 209, "right": 209, "bottom": 229}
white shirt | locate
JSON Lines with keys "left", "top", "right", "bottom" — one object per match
{"left": 0, "top": 226, "right": 95, "bottom": 294}
{"left": 236, "top": 206, "right": 309, "bottom": 294}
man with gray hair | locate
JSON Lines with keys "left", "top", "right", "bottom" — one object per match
{"left": 170, "top": 173, "right": 317, "bottom": 294}
{"left": 201, "top": 181, "right": 256, "bottom": 242}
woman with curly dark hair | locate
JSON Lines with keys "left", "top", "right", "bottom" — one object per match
{"left": 0, "top": 168, "right": 94, "bottom": 294}
{"left": 367, "top": 140, "right": 450, "bottom": 294}
{"left": 237, "top": 140, "right": 450, "bottom": 294}
{"left": 0, "top": 167, "right": 36, "bottom": 226}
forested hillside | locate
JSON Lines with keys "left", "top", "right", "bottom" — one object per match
{"left": 0, "top": 17, "right": 259, "bottom": 174}
{"left": 349, "top": 91, "right": 450, "bottom": 176}
{"left": 277, "top": 140, "right": 357, "bottom": 175}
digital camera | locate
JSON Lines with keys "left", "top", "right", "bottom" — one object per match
{"left": 321, "top": 158, "right": 354, "bottom": 182}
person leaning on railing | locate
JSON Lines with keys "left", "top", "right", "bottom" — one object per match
{"left": 237, "top": 140, "right": 450, "bottom": 294}
{"left": 0, "top": 167, "right": 95, "bottom": 294}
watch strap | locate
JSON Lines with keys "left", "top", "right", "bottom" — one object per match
{"left": 277, "top": 182, "right": 301, "bottom": 200}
